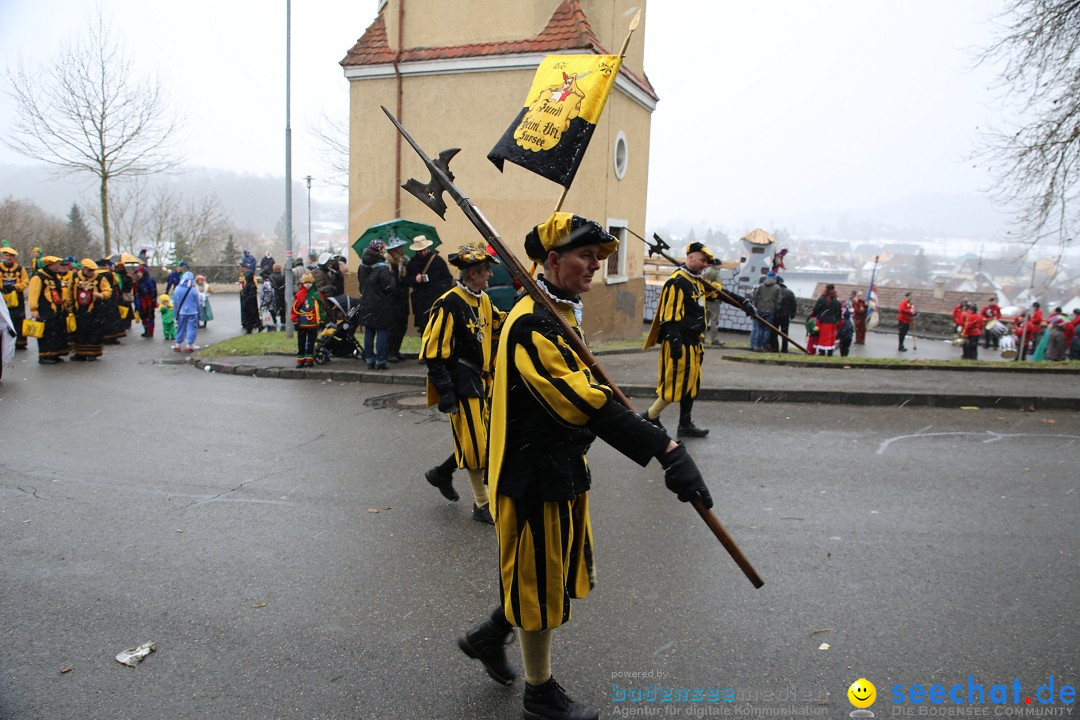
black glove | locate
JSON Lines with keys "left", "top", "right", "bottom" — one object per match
{"left": 663, "top": 327, "right": 683, "bottom": 360}
{"left": 742, "top": 299, "right": 757, "bottom": 318}
{"left": 437, "top": 390, "right": 458, "bottom": 414}
{"left": 659, "top": 442, "right": 713, "bottom": 509}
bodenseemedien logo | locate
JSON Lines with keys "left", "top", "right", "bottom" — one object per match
{"left": 849, "top": 678, "right": 877, "bottom": 718}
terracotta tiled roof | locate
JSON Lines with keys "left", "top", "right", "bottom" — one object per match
{"left": 340, "top": 0, "right": 657, "bottom": 100}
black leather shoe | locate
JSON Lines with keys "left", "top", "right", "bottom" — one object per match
{"left": 523, "top": 677, "right": 599, "bottom": 720}
{"left": 457, "top": 619, "right": 515, "bottom": 686}
{"left": 425, "top": 467, "right": 459, "bottom": 502}
{"left": 677, "top": 423, "right": 709, "bottom": 438}
{"left": 472, "top": 504, "right": 495, "bottom": 525}
{"left": 387, "top": 354, "right": 402, "bottom": 363}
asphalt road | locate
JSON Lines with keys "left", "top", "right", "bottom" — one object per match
{"left": 1, "top": 300, "right": 1078, "bottom": 720}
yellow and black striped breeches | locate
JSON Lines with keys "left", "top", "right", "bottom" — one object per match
{"left": 451, "top": 396, "right": 489, "bottom": 471}
{"left": 496, "top": 491, "right": 595, "bottom": 632}
{"left": 655, "top": 340, "right": 703, "bottom": 402}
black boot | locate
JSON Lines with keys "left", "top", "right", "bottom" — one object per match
{"left": 641, "top": 410, "right": 663, "bottom": 430}
{"left": 523, "top": 676, "right": 599, "bottom": 720}
{"left": 677, "top": 397, "right": 709, "bottom": 438}
{"left": 457, "top": 611, "right": 516, "bottom": 686}
{"left": 424, "top": 455, "right": 459, "bottom": 502}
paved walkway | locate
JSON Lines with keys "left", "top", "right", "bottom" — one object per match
{"left": 194, "top": 328, "right": 1080, "bottom": 410}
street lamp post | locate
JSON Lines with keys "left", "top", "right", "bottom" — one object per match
{"left": 304, "top": 175, "right": 313, "bottom": 260}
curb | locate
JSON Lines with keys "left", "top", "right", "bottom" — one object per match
{"left": 191, "top": 359, "right": 1080, "bottom": 410}
{"left": 725, "top": 355, "right": 1080, "bottom": 374}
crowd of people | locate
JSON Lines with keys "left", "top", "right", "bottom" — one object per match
{"left": 0, "top": 242, "right": 215, "bottom": 371}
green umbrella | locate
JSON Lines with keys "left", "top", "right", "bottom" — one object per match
{"left": 352, "top": 219, "right": 441, "bottom": 259}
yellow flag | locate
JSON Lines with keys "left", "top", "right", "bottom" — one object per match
{"left": 489, "top": 54, "right": 622, "bottom": 188}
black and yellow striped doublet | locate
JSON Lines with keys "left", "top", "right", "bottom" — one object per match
{"left": 489, "top": 280, "right": 669, "bottom": 632}
{"left": 420, "top": 285, "right": 504, "bottom": 470}
{"left": 643, "top": 268, "right": 719, "bottom": 402}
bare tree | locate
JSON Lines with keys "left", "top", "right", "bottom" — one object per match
{"left": 978, "top": 0, "right": 1080, "bottom": 255}
{"left": 0, "top": 197, "right": 70, "bottom": 258}
{"left": 3, "top": 10, "right": 182, "bottom": 256}
{"left": 310, "top": 111, "right": 350, "bottom": 189}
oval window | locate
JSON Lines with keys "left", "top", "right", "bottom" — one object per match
{"left": 613, "top": 131, "right": 628, "bottom": 180}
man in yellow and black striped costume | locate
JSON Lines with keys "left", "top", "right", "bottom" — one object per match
{"left": 642, "top": 242, "right": 751, "bottom": 437}
{"left": 419, "top": 241, "right": 505, "bottom": 524}
{"left": 457, "top": 213, "right": 713, "bottom": 720}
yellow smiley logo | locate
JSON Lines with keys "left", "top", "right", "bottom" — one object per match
{"left": 848, "top": 678, "right": 876, "bottom": 709}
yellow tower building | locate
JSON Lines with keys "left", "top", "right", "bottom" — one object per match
{"left": 341, "top": 0, "right": 656, "bottom": 341}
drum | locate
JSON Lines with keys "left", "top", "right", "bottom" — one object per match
{"left": 985, "top": 318, "right": 1008, "bottom": 338}
{"left": 999, "top": 334, "right": 1017, "bottom": 359}
{"left": 951, "top": 334, "right": 965, "bottom": 346}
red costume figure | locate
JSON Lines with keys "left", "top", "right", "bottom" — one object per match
{"left": 852, "top": 292, "right": 867, "bottom": 344}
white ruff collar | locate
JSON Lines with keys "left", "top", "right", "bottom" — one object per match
{"left": 456, "top": 281, "right": 484, "bottom": 299}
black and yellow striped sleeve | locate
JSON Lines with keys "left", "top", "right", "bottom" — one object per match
{"left": 513, "top": 315, "right": 668, "bottom": 466}
{"left": 420, "top": 297, "right": 456, "bottom": 362}
{"left": 654, "top": 279, "right": 686, "bottom": 326}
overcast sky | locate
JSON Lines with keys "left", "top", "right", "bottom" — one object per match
{"left": 0, "top": 0, "right": 1008, "bottom": 233}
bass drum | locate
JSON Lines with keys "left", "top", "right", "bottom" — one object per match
{"left": 985, "top": 318, "right": 1008, "bottom": 338}
{"left": 999, "top": 334, "right": 1017, "bottom": 359}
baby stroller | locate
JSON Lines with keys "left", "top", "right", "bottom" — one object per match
{"left": 313, "top": 294, "right": 363, "bottom": 364}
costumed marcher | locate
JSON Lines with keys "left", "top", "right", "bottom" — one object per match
{"left": 113, "top": 260, "right": 134, "bottom": 335}
{"left": 419, "top": 241, "right": 506, "bottom": 522}
{"left": 701, "top": 259, "right": 724, "bottom": 347}
{"left": 1068, "top": 309, "right": 1080, "bottom": 361}
{"left": 159, "top": 294, "right": 176, "bottom": 341}
{"left": 980, "top": 296, "right": 1002, "bottom": 349}
{"left": 385, "top": 238, "right": 411, "bottom": 363}
{"left": 404, "top": 235, "right": 454, "bottom": 334}
{"left": 773, "top": 275, "right": 797, "bottom": 353}
{"left": 0, "top": 287, "right": 14, "bottom": 381}
{"left": 291, "top": 273, "right": 325, "bottom": 367}
{"left": 897, "top": 292, "right": 915, "bottom": 352}
{"left": 357, "top": 240, "right": 395, "bottom": 370}
{"left": 952, "top": 300, "right": 969, "bottom": 328}
{"left": 171, "top": 271, "right": 202, "bottom": 353}
{"left": 852, "top": 291, "right": 868, "bottom": 345}
{"left": 239, "top": 271, "right": 260, "bottom": 334}
{"left": 133, "top": 265, "right": 158, "bottom": 337}
{"left": 68, "top": 259, "right": 111, "bottom": 361}
{"left": 811, "top": 284, "right": 841, "bottom": 356}
{"left": 26, "top": 256, "right": 70, "bottom": 364}
{"left": 750, "top": 271, "right": 781, "bottom": 351}
{"left": 961, "top": 303, "right": 985, "bottom": 360}
{"left": 195, "top": 275, "right": 213, "bottom": 328}
{"left": 97, "top": 258, "right": 124, "bottom": 344}
{"left": 642, "top": 241, "right": 752, "bottom": 436}
{"left": 1029, "top": 302, "right": 1044, "bottom": 329}
{"left": 1, "top": 242, "right": 30, "bottom": 350}
{"left": 457, "top": 213, "right": 713, "bottom": 720}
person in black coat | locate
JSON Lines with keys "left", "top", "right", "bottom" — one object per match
{"left": 357, "top": 240, "right": 395, "bottom": 369}
{"left": 771, "top": 276, "right": 798, "bottom": 353}
{"left": 403, "top": 235, "right": 454, "bottom": 334}
{"left": 384, "top": 239, "right": 411, "bottom": 363}
{"left": 240, "top": 271, "right": 261, "bottom": 334}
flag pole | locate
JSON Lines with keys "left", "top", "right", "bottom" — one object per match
{"left": 552, "top": 10, "right": 641, "bottom": 215}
